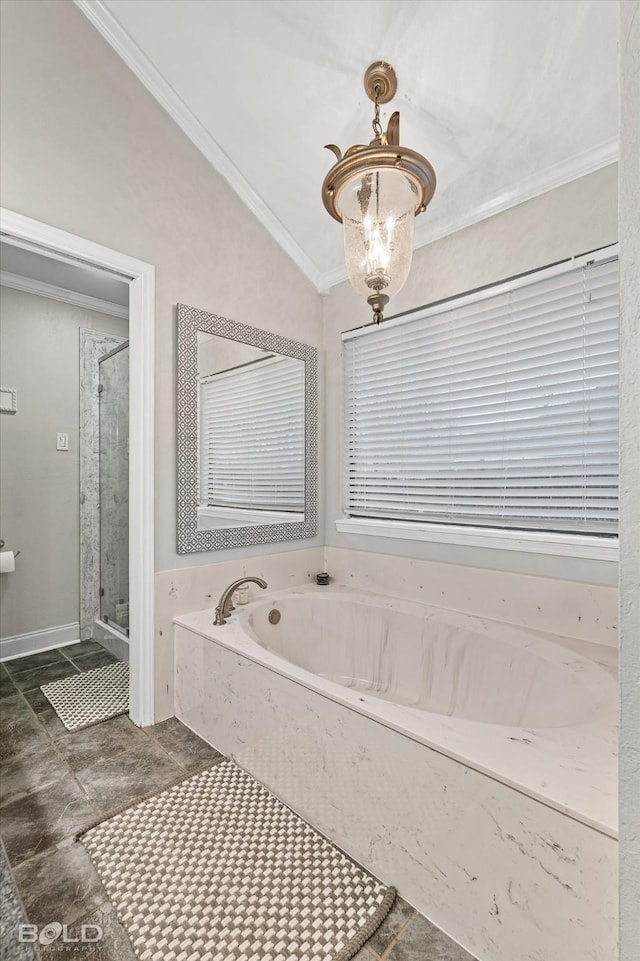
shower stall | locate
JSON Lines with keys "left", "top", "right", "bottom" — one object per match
{"left": 92, "top": 340, "right": 130, "bottom": 660}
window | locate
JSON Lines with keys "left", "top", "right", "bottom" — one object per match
{"left": 200, "top": 354, "right": 305, "bottom": 518}
{"left": 342, "top": 250, "right": 619, "bottom": 546}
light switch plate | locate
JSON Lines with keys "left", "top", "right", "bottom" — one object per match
{"left": 56, "top": 432, "right": 69, "bottom": 451}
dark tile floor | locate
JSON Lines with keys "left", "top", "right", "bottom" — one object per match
{"left": 0, "top": 647, "right": 476, "bottom": 960}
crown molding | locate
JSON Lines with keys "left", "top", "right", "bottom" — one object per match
{"left": 0, "top": 270, "right": 128, "bottom": 319}
{"left": 74, "top": 0, "right": 323, "bottom": 292}
{"left": 412, "top": 137, "right": 619, "bottom": 252}
{"left": 317, "top": 263, "right": 348, "bottom": 293}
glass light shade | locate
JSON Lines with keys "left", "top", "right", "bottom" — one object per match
{"left": 336, "top": 167, "right": 419, "bottom": 301}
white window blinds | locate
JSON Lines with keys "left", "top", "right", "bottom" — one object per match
{"left": 200, "top": 355, "right": 305, "bottom": 513}
{"left": 343, "top": 253, "right": 619, "bottom": 536}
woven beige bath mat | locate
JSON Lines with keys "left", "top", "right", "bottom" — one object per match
{"left": 80, "top": 759, "right": 395, "bottom": 961}
{"left": 41, "top": 661, "right": 129, "bottom": 731}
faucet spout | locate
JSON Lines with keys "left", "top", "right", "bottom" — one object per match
{"left": 214, "top": 576, "right": 268, "bottom": 626}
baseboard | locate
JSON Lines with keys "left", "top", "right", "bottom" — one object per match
{"left": 0, "top": 622, "right": 80, "bottom": 661}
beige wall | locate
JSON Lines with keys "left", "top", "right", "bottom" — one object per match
{"left": 322, "top": 165, "right": 619, "bottom": 586}
{"left": 0, "top": 286, "right": 128, "bottom": 639}
{"left": 619, "top": 2, "right": 640, "bottom": 957}
{"left": 0, "top": 0, "right": 324, "bottom": 578}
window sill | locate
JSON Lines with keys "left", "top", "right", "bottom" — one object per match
{"left": 335, "top": 517, "right": 619, "bottom": 562}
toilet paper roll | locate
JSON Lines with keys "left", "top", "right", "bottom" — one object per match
{"left": 0, "top": 551, "right": 16, "bottom": 574}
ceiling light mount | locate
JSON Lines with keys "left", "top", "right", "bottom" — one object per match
{"left": 322, "top": 61, "right": 436, "bottom": 324}
{"left": 363, "top": 61, "right": 397, "bottom": 104}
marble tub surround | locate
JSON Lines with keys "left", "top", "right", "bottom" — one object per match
{"left": 324, "top": 546, "right": 617, "bottom": 648}
{"left": 156, "top": 543, "right": 615, "bottom": 721}
{"left": 175, "top": 586, "right": 617, "bottom": 836}
{"left": 154, "top": 545, "right": 323, "bottom": 719}
{"left": 174, "top": 586, "right": 618, "bottom": 961}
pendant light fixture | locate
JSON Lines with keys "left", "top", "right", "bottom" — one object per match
{"left": 322, "top": 61, "right": 436, "bottom": 324}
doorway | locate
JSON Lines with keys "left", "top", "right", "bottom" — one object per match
{"left": 0, "top": 207, "right": 155, "bottom": 726}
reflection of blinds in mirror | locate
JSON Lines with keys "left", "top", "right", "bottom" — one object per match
{"left": 200, "top": 355, "right": 305, "bottom": 512}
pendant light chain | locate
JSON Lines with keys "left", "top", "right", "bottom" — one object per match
{"left": 372, "top": 84, "right": 383, "bottom": 141}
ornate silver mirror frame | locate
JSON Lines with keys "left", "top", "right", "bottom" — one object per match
{"left": 176, "top": 303, "right": 318, "bottom": 553}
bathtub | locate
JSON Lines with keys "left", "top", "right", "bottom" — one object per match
{"left": 174, "top": 585, "right": 618, "bottom": 961}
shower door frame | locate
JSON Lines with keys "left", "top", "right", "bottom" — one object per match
{"left": 0, "top": 207, "right": 155, "bottom": 727}
{"left": 97, "top": 338, "right": 130, "bottom": 633}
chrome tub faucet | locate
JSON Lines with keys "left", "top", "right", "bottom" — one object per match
{"left": 214, "top": 576, "right": 267, "bottom": 625}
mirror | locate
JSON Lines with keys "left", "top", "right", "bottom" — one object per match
{"left": 196, "top": 332, "right": 305, "bottom": 530}
{"left": 177, "top": 304, "right": 318, "bottom": 553}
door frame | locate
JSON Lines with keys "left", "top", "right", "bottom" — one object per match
{"left": 1, "top": 207, "right": 155, "bottom": 726}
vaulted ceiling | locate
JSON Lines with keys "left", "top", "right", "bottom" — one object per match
{"left": 77, "top": 0, "right": 619, "bottom": 291}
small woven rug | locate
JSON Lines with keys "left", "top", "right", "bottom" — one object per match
{"left": 41, "top": 661, "right": 129, "bottom": 731}
{"left": 79, "top": 759, "right": 395, "bottom": 961}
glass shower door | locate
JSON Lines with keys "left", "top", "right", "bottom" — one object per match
{"left": 98, "top": 342, "right": 129, "bottom": 635}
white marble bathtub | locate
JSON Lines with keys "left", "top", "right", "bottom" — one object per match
{"left": 174, "top": 585, "right": 618, "bottom": 961}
